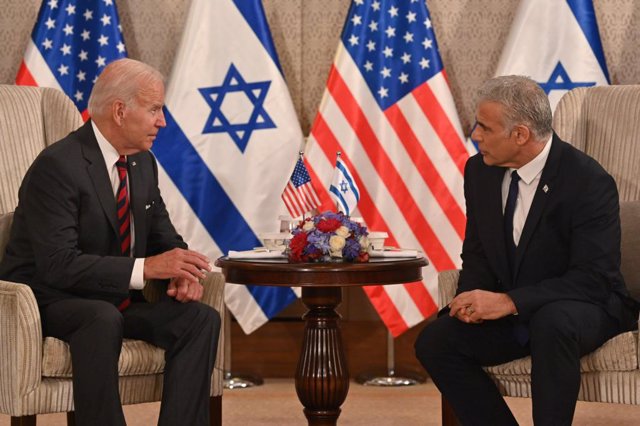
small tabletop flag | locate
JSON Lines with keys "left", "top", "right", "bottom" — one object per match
{"left": 282, "top": 154, "right": 321, "bottom": 218}
{"left": 330, "top": 153, "right": 360, "bottom": 217}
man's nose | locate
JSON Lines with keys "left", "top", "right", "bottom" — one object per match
{"left": 157, "top": 109, "right": 167, "bottom": 128}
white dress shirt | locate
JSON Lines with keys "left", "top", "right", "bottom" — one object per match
{"left": 502, "top": 135, "right": 553, "bottom": 246}
{"left": 92, "top": 121, "right": 145, "bottom": 290}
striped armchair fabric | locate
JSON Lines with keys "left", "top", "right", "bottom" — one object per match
{"left": 438, "top": 85, "right": 640, "bottom": 424}
{"left": 0, "top": 85, "right": 225, "bottom": 426}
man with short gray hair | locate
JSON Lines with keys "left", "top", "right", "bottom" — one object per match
{"left": 415, "top": 75, "right": 637, "bottom": 425}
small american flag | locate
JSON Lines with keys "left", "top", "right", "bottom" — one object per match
{"left": 281, "top": 157, "right": 321, "bottom": 218}
{"left": 16, "top": 0, "right": 127, "bottom": 120}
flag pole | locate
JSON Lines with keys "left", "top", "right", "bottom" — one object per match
{"left": 356, "top": 330, "right": 426, "bottom": 387}
{"left": 335, "top": 151, "right": 342, "bottom": 214}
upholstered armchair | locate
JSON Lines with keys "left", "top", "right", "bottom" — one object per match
{"left": 0, "top": 85, "right": 225, "bottom": 425}
{"left": 439, "top": 85, "right": 640, "bottom": 425}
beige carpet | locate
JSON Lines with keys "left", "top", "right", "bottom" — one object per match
{"left": 2, "top": 379, "right": 640, "bottom": 425}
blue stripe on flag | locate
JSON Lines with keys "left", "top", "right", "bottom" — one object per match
{"left": 566, "top": 0, "right": 610, "bottom": 82}
{"left": 329, "top": 185, "right": 351, "bottom": 216}
{"left": 336, "top": 161, "right": 359, "bottom": 200}
{"left": 247, "top": 285, "right": 297, "bottom": 318}
{"left": 153, "top": 108, "right": 259, "bottom": 253}
{"left": 231, "top": 0, "right": 283, "bottom": 74}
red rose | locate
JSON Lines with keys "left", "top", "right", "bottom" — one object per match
{"left": 288, "top": 232, "right": 308, "bottom": 262}
{"left": 316, "top": 218, "right": 342, "bottom": 233}
{"left": 356, "top": 252, "right": 369, "bottom": 263}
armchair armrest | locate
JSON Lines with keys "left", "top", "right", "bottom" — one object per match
{"left": 438, "top": 269, "right": 460, "bottom": 310}
{"left": 0, "top": 280, "right": 43, "bottom": 404}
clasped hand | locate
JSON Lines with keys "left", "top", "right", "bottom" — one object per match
{"left": 448, "top": 289, "right": 517, "bottom": 324}
{"left": 144, "top": 248, "right": 211, "bottom": 302}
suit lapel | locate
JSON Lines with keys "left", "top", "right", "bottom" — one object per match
{"left": 482, "top": 166, "right": 513, "bottom": 287}
{"left": 127, "top": 153, "right": 147, "bottom": 257}
{"left": 513, "top": 134, "right": 563, "bottom": 279}
{"left": 80, "top": 121, "right": 119, "bottom": 237}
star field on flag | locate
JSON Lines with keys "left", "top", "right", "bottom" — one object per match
{"left": 17, "top": 0, "right": 127, "bottom": 117}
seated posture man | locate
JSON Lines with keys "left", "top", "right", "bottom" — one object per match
{"left": 0, "top": 58, "right": 220, "bottom": 426}
{"left": 415, "top": 75, "right": 638, "bottom": 425}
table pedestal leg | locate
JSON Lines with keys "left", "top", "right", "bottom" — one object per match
{"left": 296, "top": 286, "right": 349, "bottom": 426}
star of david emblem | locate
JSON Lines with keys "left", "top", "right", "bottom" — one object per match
{"left": 340, "top": 180, "right": 349, "bottom": 193}
{"left": 199, "top": 63, "right": 275, "bottom": 153}
{"left": 538, "top": 62, "right": 596, "bottom": 95}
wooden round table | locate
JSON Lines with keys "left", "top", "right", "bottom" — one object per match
{"left": 215, "top": 256, "right": 428, "bottom": 426}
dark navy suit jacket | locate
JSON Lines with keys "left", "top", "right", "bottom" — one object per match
{"left": 458, "top": 133, "right": 637, "bottom": 328}
{"left": 0, "top": 121, "right": 186, "bottom": 308}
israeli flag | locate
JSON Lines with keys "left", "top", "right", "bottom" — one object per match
{"left": 152, "top": 0, "right": 302, "bottom": 334}
{"left": 495, "top": 0, "right": 609, "bottom": 111}
{"left": 330, "top": 157, "right": 360, "bottom": 217}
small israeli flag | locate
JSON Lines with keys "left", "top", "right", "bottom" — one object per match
{"left": 330, "top": 155, "right": 360, "bottom": 216}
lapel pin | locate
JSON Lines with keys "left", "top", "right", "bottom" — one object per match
{"left": 542, "top": 184, "right": 549, "bottom": 193}
{"left": 131, "top": 161, "right": 137, "bottom": 166}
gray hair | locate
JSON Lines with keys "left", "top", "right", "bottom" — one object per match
{"left": 476, "top": 75, "right": 552, "bottom": 141}
{"left": 88, "top": 58, "right": 164, "bottom": 118}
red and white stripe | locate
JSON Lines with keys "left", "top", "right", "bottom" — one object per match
{"left": 306, "top": 43, "right": 469, "bottom": 337}
{"left": 282, "top": 181, "right": 321, "bottom": 218}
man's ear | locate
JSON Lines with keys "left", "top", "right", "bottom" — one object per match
{"left": 112, "top": 100, "right": 126, "bottom": 126}
{"left": 513, "top": 124, "right": 531, "bottom": 146}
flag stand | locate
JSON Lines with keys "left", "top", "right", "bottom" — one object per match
{"left": 223, "top": 308, "right": 263, "bottom": 389}
{"left": 355, "top": 330, "right": 426, "bottom": 386}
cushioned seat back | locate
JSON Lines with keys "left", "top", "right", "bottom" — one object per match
{"left": 553, "top": 85, "right": 640, "bottom": 202}
{"left": 0, "top": 85, "right": 82, "bottom": 216}
{"left": 0, "top": 85, "right": 82, "bottom": 262}
{"left": 554, "top": 86, "right": 640, "bottom": 301}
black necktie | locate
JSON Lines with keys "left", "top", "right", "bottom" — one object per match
{"left": 504, "top": 170, "right": 520, "bottom": 273}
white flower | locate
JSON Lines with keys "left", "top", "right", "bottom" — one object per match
{"left": 335, "top": 225, "right": 350, "bottom": 238}
{"left": 302, "top": 221, "right": 315, "bottom": 231}
{"left": 330, "top": 249, "right": 343, "bottom": 258}
{"left": 358, "top": 235, "right": 369, "bottom": 250}
{"left": 329, "top": 235, "right": 346, "bottom": 253}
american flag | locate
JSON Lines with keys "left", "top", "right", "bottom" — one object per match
{"left": 281, "top": 157, "right": 321, "bottom": 218}
{"left": 16, "top": 0, "right": 127, "bottom": 119}
{"left": 305, "top": 0, "right": 472, "bottom": 336}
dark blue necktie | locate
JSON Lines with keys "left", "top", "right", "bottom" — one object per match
{"left": 504, "top": 170, "right": 520, "bottom": 273}
{"left": 504, "top": 170, "right": 528, "bottom": 345}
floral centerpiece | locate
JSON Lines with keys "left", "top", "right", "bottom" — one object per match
{"left": 288, "top": 211, "right": 369, "bottom": 263}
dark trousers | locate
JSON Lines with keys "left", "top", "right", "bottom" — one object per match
{"left": 415, "top": 301, "right": 619, "bottom": 426}
{"left": 42, "top": 295, "right": 221, "bottom": 426}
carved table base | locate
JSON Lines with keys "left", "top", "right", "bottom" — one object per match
{"left": 295, "top": 286, "right": 349, "bottom": 426}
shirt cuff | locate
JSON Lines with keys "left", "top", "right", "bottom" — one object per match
{"left": 129, "top": 258, "right": 145, "bottom": 290}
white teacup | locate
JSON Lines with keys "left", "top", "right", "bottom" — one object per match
{"left": 368, "top": 231, "right": 388, "bottom": 251}
{"left": 260, "top": 232, "right": 291, "bottom": 251}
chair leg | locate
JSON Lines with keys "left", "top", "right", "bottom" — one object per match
{"left": 66, "top": 411, "right": 76, "bottom": 426}
{"left": 210, "top": 395, "right": 222, "bottom": 426}
{"left": 441, "top": 395, "right": 462, "bottom": 426}
{"left": 10, "top": 415, "right": 36, "bottom": 426}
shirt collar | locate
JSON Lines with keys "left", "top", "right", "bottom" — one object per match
{"left": 91, "top": 120, "right": 121, "bottom": 168}
{"left": 511, "top": 134, "right": 553, "bottom": 185}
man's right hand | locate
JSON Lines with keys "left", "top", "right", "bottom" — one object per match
{"left": 144, "top": 248, "right": 211, "bottom": 283}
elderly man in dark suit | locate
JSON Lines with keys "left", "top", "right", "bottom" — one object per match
{"left": 415, "top": 75, "right": 638, "bottom": 425}
{"left": 0, "top": 58, "right": 220, "bottom": 426}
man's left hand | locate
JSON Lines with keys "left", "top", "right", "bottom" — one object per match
{"left": 449, "top": 289, "right": 517, "bottom": 322}
{"left": 167, "top": 277, "right": 204, "bottom": 303}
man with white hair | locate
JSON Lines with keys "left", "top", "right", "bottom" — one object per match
{"left": 0, "top": 58, "right": 220, "bottom": 426}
